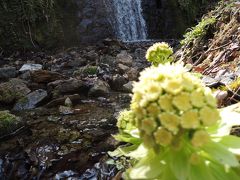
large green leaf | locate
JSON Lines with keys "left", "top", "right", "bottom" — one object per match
{"left": 169, "top": 148, "right": 190, "bottom": 180}
{"left": 218, "top": 135, "right": 240, "bottom": 155}
{"left": 108, "top": 144, "right": 139, "bottom": 157}
{"left": 189, "top": 162, "right": 214, "bottom": 180}
{"left": 128, "top": 151, "right": 163, "bottom": 179}
{"left": 202, "top": 141, "right": 239, "bottom": 167}
{"left": 208, "top": 160, "right": 240, "bottom": 180}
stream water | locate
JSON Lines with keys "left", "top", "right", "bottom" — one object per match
{"left": 0, "top": 93, "right": 130, "bottom": 179}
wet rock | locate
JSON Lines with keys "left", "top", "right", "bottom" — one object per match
{"left": 13, "top": 89, "right": 48, "bottom": 111}
{"left": 59, "top": 106, "right": 74, "bottom": 115}
{"left": 67, "top": 57, "right": 87, "bottom": 67}
{"left": 0, "top": 78, "right": 30, "bottom": 104}
{"left": 116, "top": 51, "right": 133, "bottom": 66}
{"left": 65, "top": 97, "right": 73, "bottom": 107}
{"left": 45, "top": 94, "right": 81, "bottom": 108}
{"left": 134, "top": 48, "right": 146, "bottom": 61}
{"left": 88, "top": 79, "right": 110, "bottom": 97}
{"left": 19, "top": 64, "right": 42, "bottom": 73}
{"left": 201, "top": 76, "right": 220, "bottom": 87}
{"left": 48, "top": 78, "right": 88, "bottom": 96}
{"left": 126, "top": 68, "right": 139, "bottom": 81}
{"left": 123, "top": 81, "right": 134, "bottom": 93}
{"left": 117, "top": 63, "right": 129, "bottom": 74}
{"left": 47, "top": 115, "right": 62, "bottom": 122}
{"left": 0, "top": 111, "right": 22, "bottom": 137}
{"left": 100, "top": 55, "right": 116, "bottom": 66}
{"left": 0, "top": 67, "right": 17, "bottom": 80}
{"left": 109, "top": 74, "right": 128, "bottom": 91}
{"left": 84, "top": 50, "right": 98, "bottom": 62}
{"left": 30, "top": 70, "right": 65, "bottom": 83}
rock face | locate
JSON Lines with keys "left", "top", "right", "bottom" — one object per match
{"left": 61, "top": 0, "right": 114, "bottom": 45}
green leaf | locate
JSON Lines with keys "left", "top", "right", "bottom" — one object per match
{"left": 202, "top": 141, "right": 239, "bottom": 167}
{"left": 208, "top": 161, "right": 240, "bottom": 180}
{"left": 113, "top": 133, "right": 141, "bottom": 144}
{"left": 108, "top": 144, "right": 139, "bottom": 157}
{"left": 218, "top": 135, "right": 240, "bottom": 155}
{"left": 128, "top": 151, "right": 163, "bottom": 179}
{"left": 128, "top": 144, "right": 148, "bottom": 159}
{"left": 169, "top": 148, "right": 190, "bottom": 180}
{"left": 189, "top": 162, "right": 214, "bottom": 180}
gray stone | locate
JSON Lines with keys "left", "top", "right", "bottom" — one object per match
{"left": 123, "top": 81, "right": 134, "bottom": 93}
{"left": 109, "top": 74, "right": 128, "bottom": 91}
{"left": 48, "top": 78, "right": 87, "bottom": 96}
{"left": 88, "top": 79, "right": 110, "bottom": 97}
{"left": 118, "top": 63, "right": 130, "bottom": 74}
{"left": 116, "top": 51, "right": 133, "bottom": 66}
{"left": 19, "top": 64, "right": 42, "bottom": 73}
{"left": 59, "top": 105, "right": 74, "bottom": 115}
{"left": 13, "top": 89, "right": 48, "bottom": 111}
{"left": 0, "top": 67, "right": 17, "bottom": 80}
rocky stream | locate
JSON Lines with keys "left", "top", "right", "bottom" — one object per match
{"left": 0, "top": 39, "right": 179, "bottom": 179}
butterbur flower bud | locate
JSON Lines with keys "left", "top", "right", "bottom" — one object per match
{"left": 130, "top": 64, "right": 220, "bottom": 149}
{"left": 154, "top": 127, "right": 173, "bottom": 146}
{"left": 117, "top": 110, "right": 134, "bottom": 131}
{"left": 145, "top": 42, "right": 173, "bottom": 66}
{"left": 191, "top": 130, "right": 210, "bottom": 147}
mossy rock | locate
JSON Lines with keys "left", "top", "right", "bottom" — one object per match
{"left": 0, "top": 111, "right": 22, "bottom": 137}
{"left": 73, "top": 65, "right": 98, "bottom": 77}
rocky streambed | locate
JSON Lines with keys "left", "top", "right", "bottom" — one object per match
{"left": 0, "top": 39, "right": 179, "bottom": 179}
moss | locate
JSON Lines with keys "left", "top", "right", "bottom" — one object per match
{"left": 0, "top": 111, "right": 20, "bottom": 133}
{"left": 73, "top": 65, "right": 98, "bottom": 77}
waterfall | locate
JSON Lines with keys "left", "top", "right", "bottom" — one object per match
{"left": 104, "top": 0, "right": 147, "bottom": 42}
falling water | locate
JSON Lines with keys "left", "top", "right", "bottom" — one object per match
{"left": 104, "top": 0, "right": 147, "bottom": 42}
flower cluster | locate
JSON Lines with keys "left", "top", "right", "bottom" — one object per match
{"left": 145, "top": 42, "right": 173, "bottom": 66}
{"left": 131, "top": 64, "right": 220, "bottom": 149}
{"left": 117, "top": 110, "right": 135, "bottom": 132}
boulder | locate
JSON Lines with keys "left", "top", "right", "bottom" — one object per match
{"left": 0, "top": 78, "right": 30, "bottom": 104}
{"left": 116, "top": 51, "right": 133, "bottom": 66}
{"left": 88, "top": 79, "right": 110, "bottom": 97}
{"left": 13, "top": 89, "right": 48, "bottom": 111}
{"left": 30, "top": 70, "right": 65, "bottom": 83}
{"left": 0, "top": 67, "right": 17, "bottom": 80}
{"left": 19, "top": 64, "right": 42, "bottom": 73}
{"left": 48, "top": 78, "right": 88, "bottom": 96}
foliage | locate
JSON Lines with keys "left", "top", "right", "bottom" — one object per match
{"left": 0, "top": 0, "right": 62, "bottom": 50}
{"left": 177, "top": 0, "right": 208, "bottom": 20}
{"left": 181, "top": 17, "right": 216, "bottom": 45}
{"left": 145, "top": 42, "right": 173, "bottom": 66}
{"left": 110, "top": 43, "right": 240, "bottom": 180}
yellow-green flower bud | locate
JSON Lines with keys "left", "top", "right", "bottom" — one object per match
{"left": 200, "top": 106, "right": 220, "bottom": 126}
{"left": 191, "top": 130, "right": 210, "bottom": 147}
{"left": 159, "top": 113, "right": 180, "bottom": 134}
{"left": 141, "top": 117, "right": 157, "bottom": 135}
{"left": 158, "top": 94, "right": 173, "bottom": 112}
{"left": 181, "top": 110, "right": 199, "bottom": 129}
{"left": 145, "top": 42, "right": 173, "bottom": 66}
{"left": 173, "top": 92, "right": 192, "bottom": 111}
{"left": 117, "top": 110, "right": 135, "bottom": 131}
{"left": 190, "top": 89, "right": 205, "bottom": 108}
{"left": 154, "top": 127, "right": 173, "bottom": 146}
